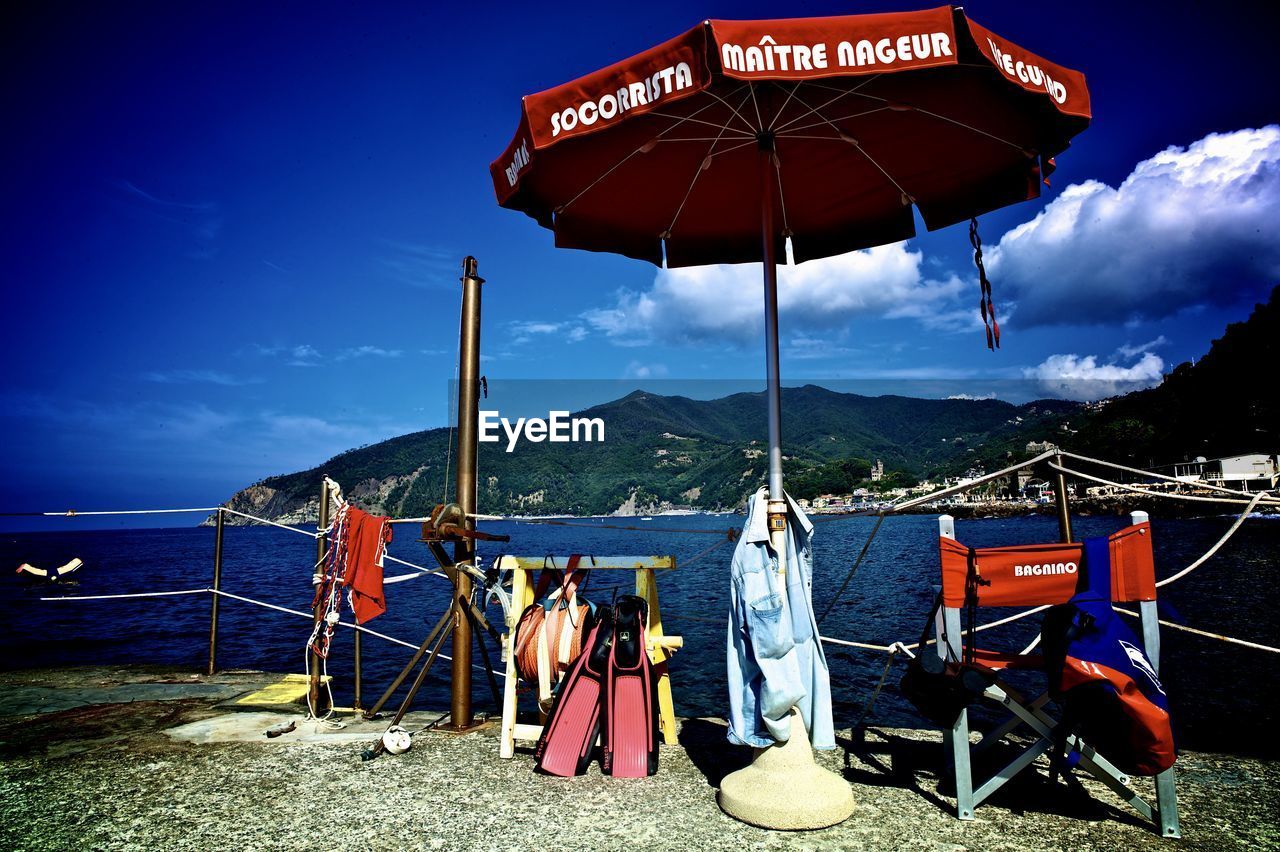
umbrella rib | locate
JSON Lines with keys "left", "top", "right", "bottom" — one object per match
{"left": 748, "top": 83, "right": 765, "bottom": 132}
{"left": 664, "top": 156, "right": 715, "bottom": 238}
{"left": 556, "top": 91, "right": 753, "bottom": 214}
{"left": 778, "top": 107, "right": 889, "bottom": 136}
{"left": 853, "top": 142, "right": 912, "bottom": 199}
{"left": 801, "top": 78, "right": 881, "bottom": 97}
{"left": 767, "top": 81, "right": 804, "bottom": 131}
{"left": 773, "top": 148, "right": 791, "bottom": 237}
{"left": 710, "top": 139, "right": 759, "bottom": 158}
{"left": 557, "top": 149, "right": 646, "bottom": 215}
{"left": 797, "top": 100, "right": 913, "bottom": 199}
{"left": 665, "top": 87, "right": 757, "bottom": 237}
{"left": 657, "top": 136, "right": 756, "bottom": 142}
{"left": 772, "top": 75, "right": 881, "bottom": 133}
{"left": 907, "top": 105, "right": 1028, "bottom": 152}
{"left": 801, "top": 85, "right": 1028, "bottom": 152}
{"left": 647, "top": 112, "right": 754, "bottom": 136}
{"left": 699, "top": 86, "right": 760, "bottom": 136}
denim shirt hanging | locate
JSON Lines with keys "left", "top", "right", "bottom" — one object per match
{"left": 726, "top": 486, "right": 836, "bottom": 749}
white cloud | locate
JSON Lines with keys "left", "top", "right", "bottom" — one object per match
{"left": 142, "top": 369, "right": 260, "bottom": 386}
{"left": 506, "top": 320, "right": 589, "bottom": 346}
{"left": 583, "top": 242, "right": 972, "bottom": 347}
{"left": 1114, "top": 335, "right": 1168, "bottom": 359}
{"left": 514, "top": 322, "right": 560, "bottom": 335}
{"left": 251, "top": 343, "right": 401, "bottom": 366}
{"left": 0, "top": 390, "right": 420, "bottom": 483}
{"left": 785, "top": 335, "right": 861, "bottom": 361}
{"left": 378, "top": 240, "right": 456, "bottom": 289}
{"left": 988, "top": 126, "right": 1280, "bottom": 327}
{"left": 116, "top": 180, "right": 222, "bottom": 259}
{"left": 287, "top": 344, "right": 321, "bottom": 367}
{"left": 336, "top": 346, "right": 402, "bottom": 360}
{"left": 623, "top": 361, "right": 668, "bottom": 379}
{"left": 1024, "top": 352, "right": 1165, "bottom": 401}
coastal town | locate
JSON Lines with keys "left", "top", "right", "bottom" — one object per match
{"left": 798, "top": 444, "right": 1280, "bottom": 515}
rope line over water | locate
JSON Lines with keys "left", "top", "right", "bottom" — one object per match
{"left": 1048, "top": 461, "right": 1280, "bottom": 508}
{"left": 39, "top": 588, "right": 210, "bottom": 602}
{"left": 1060, "top": 450, "right": 1280, "bottom": 503}
{"left": 11, "top": 446, "right": 1278, "bottom": 679}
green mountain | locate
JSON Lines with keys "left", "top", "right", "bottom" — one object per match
{"left": 1065, "top": 285, "right": 1279, "bottom": 467}
{"left": 215, "top": 286, "right": 1277, "bottom": 523}
{"left": 218, "top": 387, "right": 1077, "bottom": 522}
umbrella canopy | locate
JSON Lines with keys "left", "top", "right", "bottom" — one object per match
{"left": 491, "top": 5, "right": 1089, "bottom": 268}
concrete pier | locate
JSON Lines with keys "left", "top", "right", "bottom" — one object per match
{"left": 0, "top": 666, "right": 1275, "bottom": 850}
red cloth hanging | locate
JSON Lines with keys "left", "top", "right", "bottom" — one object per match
{"left": 344, "top": 506, "right": 392, "bottom": 624}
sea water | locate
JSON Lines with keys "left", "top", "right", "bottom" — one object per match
{"left": 2, "top": 513, "right": 1276, "bottom": 757}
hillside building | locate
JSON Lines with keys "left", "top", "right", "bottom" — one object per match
{"left": 1164, "top": 453, "right": 1279, "bottom": 493}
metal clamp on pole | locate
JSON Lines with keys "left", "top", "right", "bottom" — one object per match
{"left": 420, "top": 502, "right": 510, "bottom": 544}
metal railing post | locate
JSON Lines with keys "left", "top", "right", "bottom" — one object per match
{"left": 309, "top": 479, "right": 332, "bottom": 714}
{"left": 206, "top": 508, "right": 225, "bottom": 676}
{"left": 1053, "top": 451, "right": 1073, "bottom": 542}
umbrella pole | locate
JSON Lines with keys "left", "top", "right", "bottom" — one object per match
{"left": 717, "top": 133, "right": 855, "bottom": 831}
{"left": 758, "top": 133, "right": 789, "bottom": 572}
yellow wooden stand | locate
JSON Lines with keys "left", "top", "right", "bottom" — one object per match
{"left": 497, "top": 555, "right": 683, "bottom": 759}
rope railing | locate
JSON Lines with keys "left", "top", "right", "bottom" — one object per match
{"left": 1113, "top": 607, "right": 1279, "bottom": 654}
{"left": 40, "top": 588, "right": 210, "bottom": 602}
{"left": 220, "top": 508, "right": 320, "bottom": 536}
{"left": 7, "top": 446, "right": 1271, "bottom": 530}
{"left": 1060, "top": 450, "right": 1280, "bottom": 503}
{"left": 0, "top": 507, "right": 220, "bottom": 518}
{"left": 1154, "top": 490, "right": 1268, "bottom": 587}
{"left": 11, "top": 445, "right": 1279, "bottom": 697}
{"left": 813, "top": 479, "right": 1278, "bottom": 657}
{"left": 383, "top": 553, "right": 446, "bottom": 577}
{"left": 39, "top": 584, "right": 506, "bottom": 677}
{"left": 1048, "top": 460, "right": 1280, "bottom": 508}
{"left": 889, "top": 448, "right": 1060, "bottom": 513}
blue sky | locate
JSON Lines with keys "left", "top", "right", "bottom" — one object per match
{"left": 2, "top": 1, "right": 1278, "bottom": 521}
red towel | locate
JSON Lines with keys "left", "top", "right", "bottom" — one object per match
{"left": 344, "top": 506, "right": 392, "bottom": 624}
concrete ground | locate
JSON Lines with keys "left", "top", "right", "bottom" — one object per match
{"left": 0, "top": 666, "right": 1276, "bottom": 851}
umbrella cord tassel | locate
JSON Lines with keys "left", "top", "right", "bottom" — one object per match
{"left": 969, "top": 217, "right": 1000, "bottom": 350}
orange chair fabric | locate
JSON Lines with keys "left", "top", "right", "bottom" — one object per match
{"left": 939, "top": 522, "right": 1156, "bottom": 608}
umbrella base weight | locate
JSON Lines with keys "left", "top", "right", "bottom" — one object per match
{"left": 717, "top": 708, "right": 854, "bottom": 830}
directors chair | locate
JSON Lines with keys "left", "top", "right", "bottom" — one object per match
{"left": 933, "top": 510, "right": 1179, "bottom": 837}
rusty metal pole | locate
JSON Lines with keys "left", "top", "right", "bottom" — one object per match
{"left": 449, "top": 256, "right": 484, "bottom": 730}
{"left": 1053, "top": 451, "right": 1073, "bottom": 542}
{"left": 308, "top": 478, "right": 332, "bottom": 714}
{"left": 206, "top": 508, "right": 225, "bottom": 676}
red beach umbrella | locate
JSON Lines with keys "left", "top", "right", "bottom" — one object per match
{"left": 491, "top": 4, "right": 1088, "bottom": 521}
{"left": 492, "top": 6, "right": 1088, "bottom": 269}
{"left": 490, "top": 4, "right": 1089, "bottom": 829}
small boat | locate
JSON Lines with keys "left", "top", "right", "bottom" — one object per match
{"left": 640, "top": 517, "right": 653, "bottom": 521}
{"left": 16, "top": 558, "right": 83, "bottom": 582}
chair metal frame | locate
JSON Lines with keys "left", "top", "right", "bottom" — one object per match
{"left": 935, "top": 511, "right": 1180, "bottom": 837}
